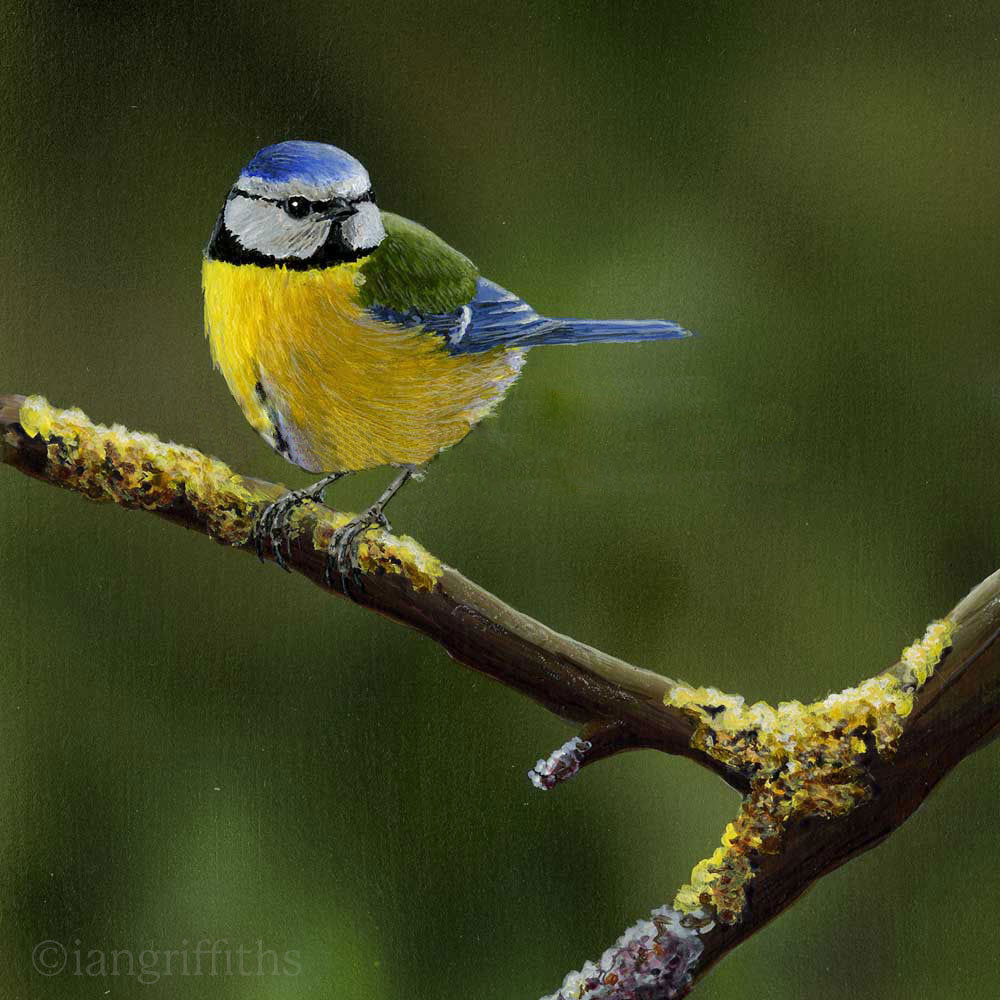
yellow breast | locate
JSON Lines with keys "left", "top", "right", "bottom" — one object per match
{"left": 202, "top": 259, "right": 524, "bottom": 473}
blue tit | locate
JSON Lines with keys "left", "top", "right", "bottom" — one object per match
{"left": 203, "top": 140, "right": 691, "bottom": 583}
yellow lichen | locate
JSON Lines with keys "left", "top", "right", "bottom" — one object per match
{"left": 18, "top": 395, "right": 57, "bottom": 439}
{"left": 312, "top": 516, "right": 442, "bottom": 593}
{"left": 667, "top": 619, "right": 954, "bottom": 924}
{"left": 899, "top": 619, "right": 954, "bottom": 688}
{"left": 16, "top": 395, "right": 443, "bottom": 591}
{"left": 19, "top": 395, "right": 257, "bottom": 544}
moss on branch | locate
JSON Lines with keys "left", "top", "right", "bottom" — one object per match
{"left": 14, "top": 394, "right": 443, "bottom": 590}
{"left": 667, "top": 620, "right": 954, "bottom": 924}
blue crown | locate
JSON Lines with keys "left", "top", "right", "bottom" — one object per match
{"left": 241, "top": 140, "right": 365, "bottom": 186}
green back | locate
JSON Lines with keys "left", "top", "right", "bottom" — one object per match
{"left": 357, "top": 212, "right": 479, "bottom": 315}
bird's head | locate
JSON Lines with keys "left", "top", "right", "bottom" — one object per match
{"left": 206, "top": 140, "right": 386, "bottom": 268}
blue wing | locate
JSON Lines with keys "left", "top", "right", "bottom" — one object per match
{"left": 366, "top": 277, "right": 691, "bottom": 356}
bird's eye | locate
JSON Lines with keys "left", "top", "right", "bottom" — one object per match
{"left": 284, "top": 197, "right": 310, "bottom": 219}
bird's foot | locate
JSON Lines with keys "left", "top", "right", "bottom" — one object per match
{"left": 252, "top": 484, "right": 327, "bottom": 570}
{"left": 323, "top": 506, "right": 393, "bottom": 591}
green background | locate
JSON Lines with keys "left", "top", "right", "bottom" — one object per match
{"left": 2, "top": 1, "right": 999, "bottom": 996}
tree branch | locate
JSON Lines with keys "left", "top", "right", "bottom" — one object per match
{"left": 4, "top": 392, "right": 999, "bottom": 999}
{"left": 0, "top": 394, "right": 737, "bottom": 786}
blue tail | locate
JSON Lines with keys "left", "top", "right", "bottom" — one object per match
{"left": 529, "top": 316, "right": 693, "bottom": 346}
{"left": 375, "top": 277, "right": 694, "bottom": 355}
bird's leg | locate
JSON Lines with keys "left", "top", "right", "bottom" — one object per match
{"left": 252, "top": 471, "right": 349, "bottom": 571}
{"left": 326, "top": 467, "right": 417, "bottom": 589}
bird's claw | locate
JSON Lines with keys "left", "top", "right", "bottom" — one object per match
{"left": 251, "top": 488, "right": 317, "bottom": 570}
{"left": 323, "top": 507, "right": 392, "bottom": 592}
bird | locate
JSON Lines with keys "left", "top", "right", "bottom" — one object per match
{"left": 202, "top": 140, "right": 691, "bottom": 585}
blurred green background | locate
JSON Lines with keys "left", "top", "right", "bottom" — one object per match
{"left": 2, "top": 1, "right": 1000, "bottom": 997}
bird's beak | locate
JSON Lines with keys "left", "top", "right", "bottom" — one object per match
{"left": 321, "top": 202, "right": 358, "bottom": 224}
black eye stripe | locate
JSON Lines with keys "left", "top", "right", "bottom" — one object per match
{"left": 230, "top": 188, "right": 374, "bottom": 215}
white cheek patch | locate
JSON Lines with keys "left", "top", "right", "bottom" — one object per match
{"left": 224, "top": 196, "right": 332, "bottom": 260}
